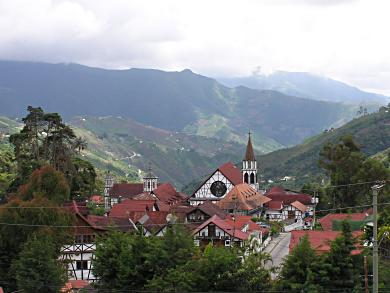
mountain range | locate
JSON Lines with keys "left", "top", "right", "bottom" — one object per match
{"left": 219, "top": 70, "right": 389, "bottom": 104}
{"left": 0, "top": 60, "right": 361, "bottom": 150}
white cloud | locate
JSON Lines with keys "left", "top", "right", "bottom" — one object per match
{"left": 0, "top": 0, "right": 389, "bottom": 95}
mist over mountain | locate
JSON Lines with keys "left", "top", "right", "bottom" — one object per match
{"left": 0, "top": 60, "right": 357, "bottom": 149}
{"left": 218, "top": 70, "right": 389, "bottom": 104}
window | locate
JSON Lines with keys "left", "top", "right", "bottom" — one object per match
{"left": 194, "top": 240, "right": 200, "bottom": 247}
{"left": 250, "top": 173, "right": 255, "bottom": 184}
{"left": 74, "top": 235, "right": 95, "bottom": 244}
{"left": 76, "top": 260, "right": 88, "bottom": 270}
{"left": 244, "top": 173, "right": 249, "bottom": 183}
{"left": 225, "top": 239, "right": 231, "bottom": 247}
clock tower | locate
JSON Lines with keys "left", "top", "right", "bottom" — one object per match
{"left": 242, "top": 132, "right": 258, "bottom": 190}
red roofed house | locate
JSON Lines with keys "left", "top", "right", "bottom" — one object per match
{"left": 264, "top": 200, "right": 285, "bottom": 221}
{"left": 189, "top": 133, "right": 260, "bottom": 205}
{"left": 135, "top": 211, "right": 170, "bottom": 237}
{"left": 264, "top": 186, "right": 316, "bottom": 224}
{"left": 193, "top": 215, "right": 249, "bottom": 248}
{"left": 217, "top": 183, "right": 271, "bottom": 216}
{"left": 186, "top": 200, "right": 228, "bottom": 223}
{"left": 109, "top": 199, "right": 165, "bottom": 218}
{"left": 289, "top": 230, "right": 363, "bottom": 255}
{"left": 319, "top": 213, "right": 367, "bottom": 231}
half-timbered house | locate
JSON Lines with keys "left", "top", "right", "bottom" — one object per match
{"left": 62, "top": 201, "right": 136, "bottom": 281}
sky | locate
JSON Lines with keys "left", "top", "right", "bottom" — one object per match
{"left": 0, "top": 0, "right": 389, "bottom": 95}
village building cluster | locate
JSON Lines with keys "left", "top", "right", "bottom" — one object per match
{"left": 62, "top": 133, "right": 371, "bottom": 285}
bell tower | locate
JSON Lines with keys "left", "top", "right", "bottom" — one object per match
{"left": 104, "top": 171, "right": 115, "bottom": 211}
{"left": 143, "top": 163, "right": 158, "bottom": 192}
{"left": 242, "top": 132, "right": 258, "bottom": 190}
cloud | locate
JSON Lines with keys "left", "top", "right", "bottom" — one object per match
{"left": 0, "top": 0, "right": 389, "bottom": 95}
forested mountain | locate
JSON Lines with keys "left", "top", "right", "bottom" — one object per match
{"left": 259, "top": 107, "right": 390, "bottom": 186}
{"left": 219, "top": 70, "right": 388, "bottom": 104}
{"left": 0, "top": 61, "right": 356, "bottom": 149}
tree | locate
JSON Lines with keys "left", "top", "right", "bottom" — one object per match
{"left": 9, "top": 106, "right": 96, "bottom": 198}
{"left": 233, "top": 251, "right": 272, "bottom": 292}
{"left": 0, "top": 197, "right": 72, "bottom": 291}
{"left": 277, "top": 234, "right": 324, "bottom": 292}
{"left": 93, "top": 225, "right": 197, "bottom": 291}
{"left": 323, "top": 221, "right": 362, "bottom": 292}
{"left": 93, "top": 231, "right": 158, "bottom": 291}
{"left": 17, "top": 165, "right": 70, "bottom": 204}
{"left": 319, "top": 135, "right": 390, "bottom": 208}
{"left": 12, "top": 230, "right": 67, "bottom": 293}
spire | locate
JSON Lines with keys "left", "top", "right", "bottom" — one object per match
{"left": 144, "top": 162, "right": 157, "bottom": 179}
{"left": 244, "top": 131, "right": 256, "bottom": 161}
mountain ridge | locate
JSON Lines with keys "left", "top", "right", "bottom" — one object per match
{"left": 0, "top": 60, "right": 356, "bottom": 149}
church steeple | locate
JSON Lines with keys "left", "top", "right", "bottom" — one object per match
{"left": 244, "top": 131, "right": 256, "bottom": 161}
{"left": 242, "top": 132, "right": 258, "bottom": 190}
{"left": 143, "top": 163, "right": 158, "bottom": 192}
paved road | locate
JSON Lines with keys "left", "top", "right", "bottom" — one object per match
{"left": 264, "top": 232, "right": 291, "bottom": 279}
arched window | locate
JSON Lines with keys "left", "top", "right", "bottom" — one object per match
{"left": 250, "top": 173, "right": 255, "bottom": 184}
{"left": 148, "top": 181, "right": 150, "bottom": 190}
{"left": 244, "top": 173, "right": 249, "bottom": 183}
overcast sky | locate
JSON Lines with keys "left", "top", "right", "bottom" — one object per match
{"left": 0, "top": 0, "right": 389, "bottom": 95}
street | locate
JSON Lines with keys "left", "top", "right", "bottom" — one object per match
{"left": 264, "top": 232, "right": 291, "bottom": 279}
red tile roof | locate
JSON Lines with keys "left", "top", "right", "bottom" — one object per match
{"left": 218, "top": 161, "right": 243, "bottom": 185}
{"left": 109, "top": 183, "right": 144, "bottom": 198}
{"left": 226, "top": 215, "right": 269, "bottom": 236}
{"left": 217, "top": 183, "right": 271, "bottom": 211}
{"left": 65, "top": 200, "right": 106, "bottom": 231}
{"left": 86, "top": 215, "right": 135, "bottom": 232}
{"left": 190, "top": 200, "right": 228, "bottom": 219}
{"left": 136, "top": 211, "right": 169, "bottom": 234}
{"left": 109, "top": 199, "right": 157, "bottom": 217}
{"left": 192, "top": 215, "right": 249, "bottom": 240}
{"left": 290, "top": 230, "right": 363, "bottom": 254}
{"left": 319, "top": 213, "right": 367, "bottom": 231}
{"left": 266, "top": 200, "right": 284, "bottom": 210}
{"left": 265, "top": 186, "right": 312, "bottom": 205}
{"left": 152, "top": 182, "right": 187, "bottom": 205}
{"left": 290, "top": 200, "right": 307, "bottom": 213}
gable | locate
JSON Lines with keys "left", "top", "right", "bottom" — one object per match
{"left": 191, "top": 170, "right": 235, "bottom": 201}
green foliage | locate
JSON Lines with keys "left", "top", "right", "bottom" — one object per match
{"left": 319, "top": 136, "right": 390, "bottom": 208}
{"left": 332, "top": 219, "right": 364, "bottom": 231}
{"left": 12, "top": 230, "right": 67, "bottom": 293}
{"left": 93, "top": 226, "right": 196, "bottom": 291}
{"left": 277, "top": 235, "right": 324, "bottom": 292}
{"left": 0, "top": 145, "right": 16, "bottom": 200}
{"left": 94, "top": 227, "right": 272, "bottom": 292}
{"left": 16, "top": 165, "right": 70, "bottom": 204}
{"left": 0, "top": 197, "right": 73, "bottom": 291}
{"left": 86, "top": 201, "right": 105, "bottom": 216}
{"left": 324, "top": 221, "right": 362, "bottom": 291}
{"left": 232, "top": 251, "right": 272, "bottom": 292}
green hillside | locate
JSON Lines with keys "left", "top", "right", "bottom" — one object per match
{"left": 69, "top": 116, "right": 245, "bottom": 188}
{"left": 259, "top": 107, "right": 390, "bottom": 187}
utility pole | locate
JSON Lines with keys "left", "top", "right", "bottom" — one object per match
{"left": 372, "top": 183, "right": 385, "bottom": 293}
{"left": 364, "top": 255, "right": 369, "bottom": 293}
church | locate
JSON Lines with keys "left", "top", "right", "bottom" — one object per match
{"left": 189, "top": 133, "right": 259, "bottom": 205}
